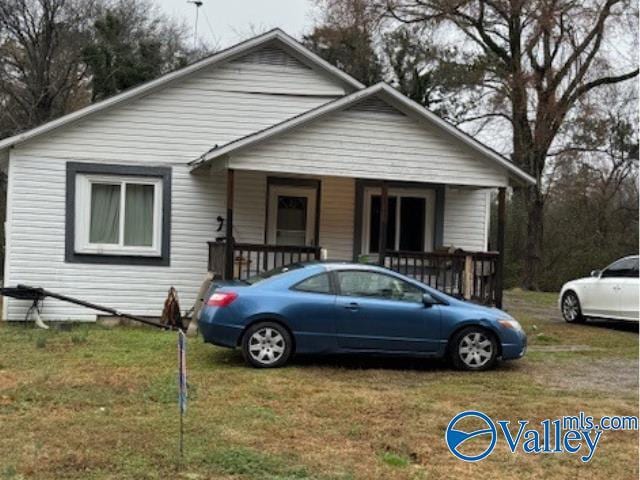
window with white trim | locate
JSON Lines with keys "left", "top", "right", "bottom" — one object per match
{"left": 75, "top": 174, "right": 163, "bottom": 256}
{"left": 362, "top": 188, "right": 435, "bottom": 254}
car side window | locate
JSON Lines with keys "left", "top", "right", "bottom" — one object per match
{"left": 601, "top": 258, "right": 638, "bottom": 278}
{"left": 293, "top": 273, "right": 332, "bottom": 294}
{"left": 337, "top": 271, "right": 423, "bottom": 303}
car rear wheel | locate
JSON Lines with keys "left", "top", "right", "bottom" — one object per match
{"left": 561, "top": 291, "right": 584, "bottom": 323}
{"left": 450, "top": 327, "right": 498, "bottom": 371}
{"left": 241, "top": 322, "right": 292, "bottom": 368}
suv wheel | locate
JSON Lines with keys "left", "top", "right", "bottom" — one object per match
{"left": 241, "top": 322, "right": 292, "bottom": 368}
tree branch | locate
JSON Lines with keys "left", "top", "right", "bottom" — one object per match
{"left": 568, "top": 68, "right": 639, "bottom": 105}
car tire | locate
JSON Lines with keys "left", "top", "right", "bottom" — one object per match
{"left": 241, "top": 322, "right": 292, "bottom": 368}
{"left": 449, "top": 327, "right": 498, "bottom": 371}
{"left": 561, "top": 291, "right": 584, "bottom": 323}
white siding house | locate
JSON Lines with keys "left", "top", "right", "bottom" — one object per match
{"left": 0, "top": 29, "right": 534, "bottom": 321}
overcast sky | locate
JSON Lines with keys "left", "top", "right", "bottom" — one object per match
{"left": 156, "top": 0, "right": 317, "bottom": 49}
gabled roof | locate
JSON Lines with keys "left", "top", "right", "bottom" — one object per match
{"left": 0, "top": 28, "right": 364, "bottom": 152}
{"left": 189, "top": 83, "right": 536, "bottom": 185}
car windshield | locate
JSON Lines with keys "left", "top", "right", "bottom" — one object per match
{"left": 244, "top": 263, "right": 306, "bottom": 285}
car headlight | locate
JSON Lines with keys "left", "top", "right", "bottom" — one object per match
{"left": 498, "top": 318, "right": 523, "bottom": 332}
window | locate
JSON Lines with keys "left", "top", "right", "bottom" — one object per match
{"left": 363, "top": 188, "right": 434, "bottom": 254}
{"left": 293, "top": 273, "right": 332, "bottom": 294}
{"left": 602, "top": 257, "right": 639, "bottom": 278}
{"left": 337, "top": 271, "right": 424, "bottom": 303}
{"left": 276, "top": 195, "right": 308, "bottom": 246}
{"left": 66, "top": 163, "right": 171, "bottom": 265}
{"left": 76, "top": 174, "right": 162, "bottom": 255}
{"left": 369, "top": 196, "right": 397, "bottom": 253}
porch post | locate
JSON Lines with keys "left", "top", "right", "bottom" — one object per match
{"left": 378, "top": 181, "right": 388, "bottom": 266}
{"left": 495, "top": 187, "right": 506, "bottom": 308}
{"left": 224, "top": 168, "right": 235, "bottom": 280}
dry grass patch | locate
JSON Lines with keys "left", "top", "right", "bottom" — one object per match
{"left": 0, "top": 290, "right": 637, "bottom": 479}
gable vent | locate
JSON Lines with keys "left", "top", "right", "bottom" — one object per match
{"left": 237, "top": 47, "right": 311, "bottom": 69}
{"left": 351, "top": 97, "right": 404, "bottom": 115}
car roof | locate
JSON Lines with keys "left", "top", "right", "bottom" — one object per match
{"left": 299, "top": 261, "right": 403, "bottom": 273}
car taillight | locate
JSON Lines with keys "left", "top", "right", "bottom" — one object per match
{"left": 206, "top": 291, "right": 238, "bottom": 307}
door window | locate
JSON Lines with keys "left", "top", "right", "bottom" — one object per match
{"left": 601, "top": 258, "right": 639, "bottom": 278}
{"left": 276, "top": 195, "right": 307, "bottom": 246}
{"left": 337, "top": 271, "right": 423, "bottom": 303}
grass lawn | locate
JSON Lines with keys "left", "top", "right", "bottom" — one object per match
{"left": 0, "top": 290, "right": 638, "bottom": 479}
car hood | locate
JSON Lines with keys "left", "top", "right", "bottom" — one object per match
{"left": 563, "top": 277, "right": 592, "bottom": 287}
{"left": 445, "top": 296, "right": 509, "bottom": 320}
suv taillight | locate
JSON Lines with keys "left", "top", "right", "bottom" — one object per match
{"left": 206, "top": 291, "right": 238, "bottom": 307}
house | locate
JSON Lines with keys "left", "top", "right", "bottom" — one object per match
{"left": 0, "top": 29, "right": 534, "bottom": 322}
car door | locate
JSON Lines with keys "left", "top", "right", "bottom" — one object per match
{"left": 284, "top": 272, "right": 338, "bottom": 351}
{"left": 617, "top": 257, "right": 639, "bottom": 321}
{"left": 585, "top": 258, "right": 634, "bottom": 318}
{"left": 334, "top": 270, "right": 441, "bottom": 352}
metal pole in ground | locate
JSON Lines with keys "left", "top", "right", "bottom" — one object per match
{"left": 177, "top": 330, "right": 187, "bottom": 467}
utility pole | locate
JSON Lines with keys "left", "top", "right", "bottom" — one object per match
{"left": 187, "top": 1, "right": 203, "bottom": 50}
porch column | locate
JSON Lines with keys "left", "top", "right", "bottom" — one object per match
{"left": 224, "top": 168, "right": 235, "bottom": 280}
{"left": 378, "top": 181, "right": 388, "bottom": 266}
{"left": 495, "top": 187, "right": 506, "bottom": 308}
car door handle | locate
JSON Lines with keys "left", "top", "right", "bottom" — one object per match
{"left": 343, "top": 302, "right": 359, "bottom": 311}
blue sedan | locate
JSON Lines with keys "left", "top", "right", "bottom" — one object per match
{"left": 199, "top": 262, "right": 527, "bottom": 370}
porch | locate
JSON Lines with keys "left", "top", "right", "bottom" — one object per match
{"left": 206, "top": 169, "right": 507, "bottom": 307}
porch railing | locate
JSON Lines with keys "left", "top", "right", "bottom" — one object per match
{"left": 208, "top": 241, "right": 500, "bottom": 306}
{"left": 208, "top": 241, "right": 322, "bottom": 281}
{"left": 381, "top": 250, "right": 500, "bottom": 305}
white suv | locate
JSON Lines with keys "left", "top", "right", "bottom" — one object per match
{"left": 559, "top": 255, "right": 639, "bottom": 323}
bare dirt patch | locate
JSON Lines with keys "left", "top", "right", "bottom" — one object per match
{"left": 538, "top": 357, "right": 639, "bottom": 394}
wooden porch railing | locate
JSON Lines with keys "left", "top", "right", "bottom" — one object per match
{"left": 382, "top": 250, "right": 500, "bottom": 306}
{"left": 208, "top": 241, "right": 322, "bottom": 281}
{"left": 208, "top": 241, "right": 500, "bottom": 306}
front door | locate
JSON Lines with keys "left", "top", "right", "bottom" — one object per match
{"left": 267, "top": 185, "right": 317, "bottom": 246}
{"left": 334, "top": 270, "right": 441, "bottom": 352}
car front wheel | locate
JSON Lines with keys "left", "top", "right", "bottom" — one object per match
{"left": 241, "top": 322, "right": 292, "bottom": 368}
{"left": 450, "top": 327, "right": 498, "bottom": 371}
{"left": 561, "top": 291, "right": 584, "bottom": 323}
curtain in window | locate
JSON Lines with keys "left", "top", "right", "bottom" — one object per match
{"left": 90, "top": 184, "right": 121, "bottom": 244}
{"left": 124, "top": 184, "right": 155, "bottom": 246}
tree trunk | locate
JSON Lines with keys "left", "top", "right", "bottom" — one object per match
{"left": 522, "top": 185, "right": 545, "bottom": 290}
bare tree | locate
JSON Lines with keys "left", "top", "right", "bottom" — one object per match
{"left": 381, "top": 0, "right": 639, "bottom": 288}
{"left": 304, "top": 0, "right": 384, "bottom": 85}
{"left": 0, "top": 0, "right": 99, "bottom": 137}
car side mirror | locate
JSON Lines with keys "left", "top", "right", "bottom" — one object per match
{"left": 590, "top": 270, "right": 601, "bottom": 278}
{"left": 422, "top": 293, "right": 437, "bottom": 307}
